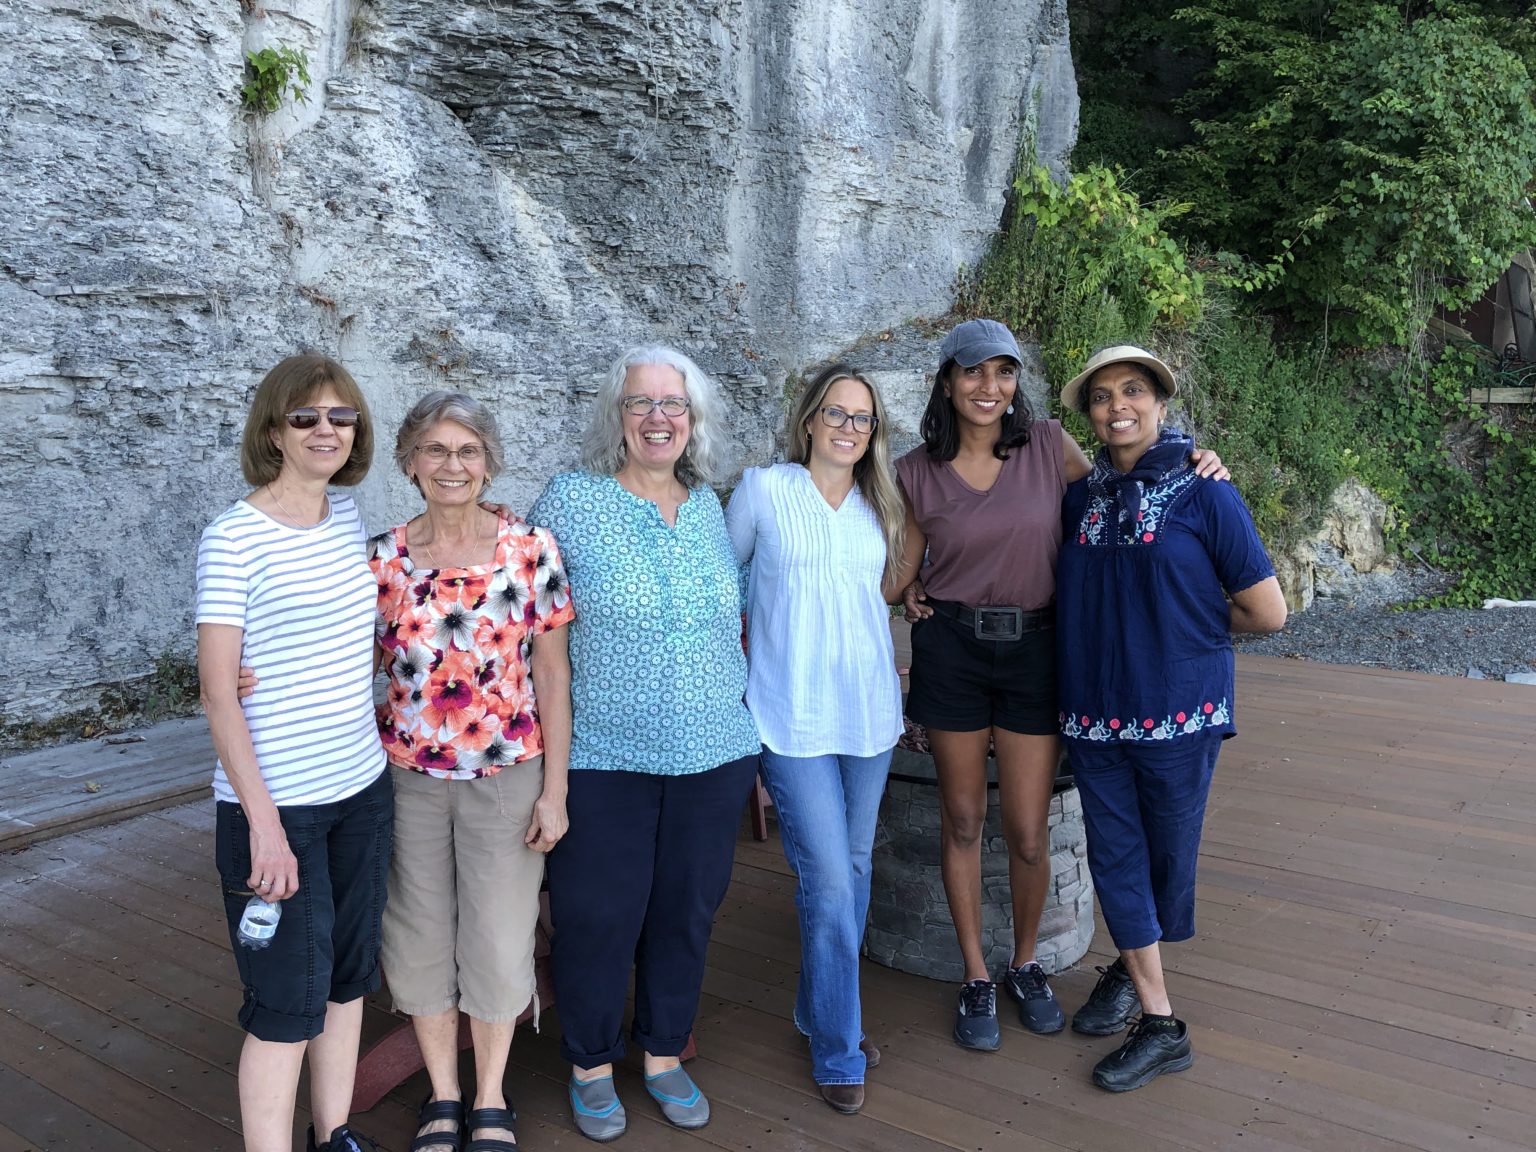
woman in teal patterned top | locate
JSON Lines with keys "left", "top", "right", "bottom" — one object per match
{"left": 530, "top": 345, "right": 760, "bottom": 1142}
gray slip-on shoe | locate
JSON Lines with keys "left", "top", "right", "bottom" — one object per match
{"left": 644, "top": 1066, "right": 710, "bottom": 1129}
{"left": 568, "top": 1074, "right": 626, "bottom": 1143}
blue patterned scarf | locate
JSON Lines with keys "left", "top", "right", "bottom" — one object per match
{"left": 1086, "top": 429, "right": 1195, "bottom": 530}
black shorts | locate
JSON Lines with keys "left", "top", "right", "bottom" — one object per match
{"left": 905, "top": 601, "right": 1058, "bottom": 736}
{"left": 216, "top": 769, "right": 394, "bottom": 1042}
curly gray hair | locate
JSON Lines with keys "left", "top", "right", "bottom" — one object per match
{"left": 580, "top": 345, "right": 732, "bottom": 487}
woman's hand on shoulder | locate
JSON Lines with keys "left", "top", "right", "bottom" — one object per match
{"left": 237, "top": 665, "right": 259, "bottom": 699}
{"left": 525, "top": 789, "right": 568, "bottom": 853}
{"left": 1190, "top": 448, "right": 1230, "bottom": 482}
{"left": 479, "top": 500, "right": 514, "bottom": 520}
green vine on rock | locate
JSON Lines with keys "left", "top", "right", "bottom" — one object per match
{"left": 242, "top": 44, "right": 311, "bottom": 114}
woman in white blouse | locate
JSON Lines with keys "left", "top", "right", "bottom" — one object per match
{"left": 725, "top": 363, "right": 906, "bottom": 1116}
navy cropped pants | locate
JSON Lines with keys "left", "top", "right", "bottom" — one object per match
{"left": 1067, "top": 734, "right": 1222, "bottom": 952}
{"left": 548, "top": 754, "right": 759, "bottom": 1068}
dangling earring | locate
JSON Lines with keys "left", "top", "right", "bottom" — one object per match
{"left": 1005, "top": 404, "right": 1014, "bottom": 415}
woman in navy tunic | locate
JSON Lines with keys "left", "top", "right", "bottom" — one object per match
{"left": 1055, "top": 346, "right": 1287, "bottom": 1092}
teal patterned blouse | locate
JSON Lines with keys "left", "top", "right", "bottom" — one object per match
{"left": 529, "top": 471, "right": 760, "bottom": 775}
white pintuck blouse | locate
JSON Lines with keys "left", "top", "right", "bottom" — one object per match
{"left": 725, "top": 463, "right": 903, "bottom": 759}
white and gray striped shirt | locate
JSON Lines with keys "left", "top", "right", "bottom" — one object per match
{"left": 195, "top": 493, "right": 385, "bottom": 806}
{"left": 726, "top": 464, "right": 903, "bottom": 759}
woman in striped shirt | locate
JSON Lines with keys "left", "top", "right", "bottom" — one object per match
{"left": 724, "top": 364, "right": 906, "bottom": 1116}
{"left": 196, "top": 355, "right": 393, "bottom": 1152}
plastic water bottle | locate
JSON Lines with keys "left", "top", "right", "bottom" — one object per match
{"left": 237, "top": 896, "right": 282, "bottom": 949}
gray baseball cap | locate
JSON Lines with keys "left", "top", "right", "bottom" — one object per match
{"left": 939, "top": 318, "right": 1022, "bottom": 368}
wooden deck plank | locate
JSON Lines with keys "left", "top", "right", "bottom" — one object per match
{"left": 0, "top": 1121, "right": 44, "bottom": 1152}
{"left": 0, "top": 718, "right": 212, "bottom": 850}
{"left": 0, "top": 992, "right": 242, "bottom": 1151}
{"left": 0, "top": 1064, "right": 160, "bottom": 1152}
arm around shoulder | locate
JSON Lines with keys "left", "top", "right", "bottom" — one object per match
{"left": 882, "top": 486, "right": 926, "bottom": 604}
{"left": 1062, "top": 433, "right": 1093, "bottom": 483}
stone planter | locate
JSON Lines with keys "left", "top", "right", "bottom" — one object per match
{"left": 865, "top": 745, "right": 1095, "bottom": 981}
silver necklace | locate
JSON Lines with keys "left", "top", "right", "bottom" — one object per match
{"left": 267, "top": 484, "right": 327, "bottom": 530}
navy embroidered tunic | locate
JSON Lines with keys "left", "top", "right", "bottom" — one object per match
{"left": 1056, "top": 468, "right": 1275, "bottom": 744}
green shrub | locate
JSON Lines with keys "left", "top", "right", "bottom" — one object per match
{"left": 1184, "top": 305, "right": 1357, "bottom": 549}
{"left": 242, "top": 45, "right": 311, "bottom": 114}
{"left": 1162, "top": 1, "right": 1536, "bottom": 346}
{"left": 962, "top": 161, "right": 1203, "bottom": 386}
{"left": 1356, "top": 348, "right": 1536, "bottom": 605}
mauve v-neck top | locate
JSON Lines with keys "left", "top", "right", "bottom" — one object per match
{"left": 896, "top": 418, "right": 1065, "bottom": 612}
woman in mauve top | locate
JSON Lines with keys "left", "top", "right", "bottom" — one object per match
{"left": 888, "top": 319, "right": 1226, "bottom": 1054}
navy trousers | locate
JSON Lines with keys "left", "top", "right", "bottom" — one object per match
{"left": 548, "top": 754, "right": 759, "bottom": 1068}
{"left": 1067, "top": 734, "right": 1222, "bottom": 952}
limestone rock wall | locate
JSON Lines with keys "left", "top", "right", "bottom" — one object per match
{"left": 0, "top": 0, "right": 1075, "bottom": 732}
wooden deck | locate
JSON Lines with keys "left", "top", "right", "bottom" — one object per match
{"left": 1, "top": 655, "right": 1533, "bottom": 1151}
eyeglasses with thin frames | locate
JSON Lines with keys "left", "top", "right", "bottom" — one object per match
{"left": 414, "top": 443, "right": 485, "bottom": 464}
{"left": 817, "top": 406, "right": 878, "bottom": 434}
{"left": 621, "top": 395, "right": 691, "bottom": 417}
{"left": 285, "top": 406, "right": 359, "bottom": 429}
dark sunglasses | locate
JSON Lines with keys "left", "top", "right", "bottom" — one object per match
{"left": 285, "top": 406, "right": 360, "bottom": 429}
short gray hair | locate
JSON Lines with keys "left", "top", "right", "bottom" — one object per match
{"left": 394, "top": 390, "right": 506, "bottom": 495}
{"left": 580, "top": 345, "right": 732, "bottom": 487}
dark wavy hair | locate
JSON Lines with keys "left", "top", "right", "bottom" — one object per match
{"left": 919, "top": 358, "right": 1035, "bottom": 461}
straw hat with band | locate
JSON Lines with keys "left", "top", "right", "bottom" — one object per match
{"left": 1060, "top": 345, "right": 1178, "bottom": 412}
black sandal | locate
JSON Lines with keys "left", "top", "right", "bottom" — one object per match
{"left": 411, "top": 1098, "right": 466, "bottom": 1152}
{"left": 465, "top": 1105, "right": 518, "bottom": 1152}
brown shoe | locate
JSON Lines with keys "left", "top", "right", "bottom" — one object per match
{"left": 819, "top": 1083, "right": 865, "bottom": 1114}
{"left": 859, "top": 1037, "right": 882, "bottom": 1069}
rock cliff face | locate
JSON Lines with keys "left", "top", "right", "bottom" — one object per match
{"left": 0, "top": 0, "right": 1075, "bottom": 732}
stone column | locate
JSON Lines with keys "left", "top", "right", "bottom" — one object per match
{"left": 865, "top": 745, "right": 1095, "bottom": 981}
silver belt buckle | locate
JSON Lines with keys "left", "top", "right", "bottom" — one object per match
{"left": 974, "top": 606, "right": 1023, "bottom": 641}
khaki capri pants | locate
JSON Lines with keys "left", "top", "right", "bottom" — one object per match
{"left": 380, "top": 759, "right": 546, "bottom": 1024}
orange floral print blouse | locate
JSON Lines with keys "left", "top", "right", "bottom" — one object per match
{"left": 368, "top": 516, "right": 575, "bottom": 779}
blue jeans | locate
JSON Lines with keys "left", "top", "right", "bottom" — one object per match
{"left": 760, "top": 746, "right": 893, "bottom": 1085}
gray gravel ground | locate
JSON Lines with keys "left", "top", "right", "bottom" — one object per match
{"left": 1234, "top": 599, "right": 1536, "bottom": 680}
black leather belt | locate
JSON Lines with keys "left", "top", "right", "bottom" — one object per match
{"left": 930, "top": 600, "right": 1055, "bottom": 641}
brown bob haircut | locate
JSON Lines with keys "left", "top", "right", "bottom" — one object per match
{"left": 240, "top": 354, "right": 374, "bottom": 487}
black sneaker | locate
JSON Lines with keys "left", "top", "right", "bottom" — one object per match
{"left": 1003, "top": 962, "right": 1065, "bottom": 1034}
{"left": 953, "top": 979, "right": 1000, "bottom": 1051}
{"left": 1092, "top": 1016, "right": 1192, "bottom": 1092}
{"left": 307, "top": 1125, "right": 381, "bottom": 1152}
{"left": 1071, "top": 959, "right": 1141, "bottom": 1035}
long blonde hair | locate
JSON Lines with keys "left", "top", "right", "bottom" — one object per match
{"left": 786, "top": 363, "right": 906, "bottom": 585}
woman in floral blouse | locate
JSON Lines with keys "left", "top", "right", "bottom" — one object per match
{"left": 530, "top": 346, "right": 760, "bottom": 1142}
{"left": 370, "top": 391, "right": 574, "bottom": 1152}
